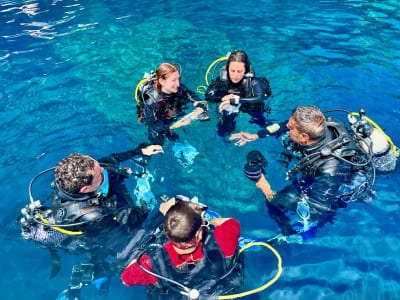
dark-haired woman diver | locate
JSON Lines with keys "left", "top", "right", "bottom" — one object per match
{"left": 205, "top": 51, "right": 272, "bottom": 138}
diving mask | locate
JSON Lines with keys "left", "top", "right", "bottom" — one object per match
{"left": 95, "top": 169, "right": 109, "bottom": 197}
{"left": 174, "top": 195, "right": 208, "bottom": 212}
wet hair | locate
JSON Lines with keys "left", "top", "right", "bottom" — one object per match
{"left": 55, "top": 153, "right": 95, "bottom": 194}
{"left": 292, "top": 105, "right": 326, "bottom": 140}
{"left": 155, "top": 63, "right": 179, "bottom": 92}
{"left": 163, "top": 201, "right": 203, "bottom": 243}
{"left": 226, "top": 51, "right": 251, "bottom": 79}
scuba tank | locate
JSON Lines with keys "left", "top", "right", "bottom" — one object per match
{"left": 136, "top": 71, "right": 156, "bottom": 106}
{"left": 349, "top": 109, "right": 397, "bottom": 173}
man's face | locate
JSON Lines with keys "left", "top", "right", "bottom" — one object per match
{"left": 286, "top": 116, "right": 304, "bottom": 145}
{"left": 159, "top": 71, "right": 180, "bottom": 94}
{"left": 80, "top": 160, "right": 104, "bottom": 193}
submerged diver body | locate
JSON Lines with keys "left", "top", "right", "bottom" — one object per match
{"left": 18, "top": 144, "right": 163, "bottom": 299}
{"left": 137, "top": 62, "right": 208, "bottom": 146}
{"left": 231, "top": 105, "right": 381, "bottom": 243}
{"left": 122, "top": 196, "right": 243, "bottom": 300}
{"left": 205, "top": 51, "right": 272, "bottom": 138}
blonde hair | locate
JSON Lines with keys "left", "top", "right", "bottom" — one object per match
{"left": 155, "top": 63, "right": 179, "bottom": 92}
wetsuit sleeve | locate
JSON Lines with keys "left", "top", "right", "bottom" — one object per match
{"left": 238, "top": 78, "right": 265, "bottom": 104}
{"left": 214, "top": 218, "right": 240, "bottom": 257}
{"left": 205, "top": 77, "right": 228, "bottom": 102}
{"left": 180, "top": 84, "right": 208, "bottom": 111}
{"left": 121, "top": 253, "right": 158, "bottom": 286}
{"left": 98, "top": 143, "right": 150, "bottom": 164}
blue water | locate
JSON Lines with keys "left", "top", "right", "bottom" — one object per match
{"left": 1, "top": 0, "right": 400, "bottom": 299}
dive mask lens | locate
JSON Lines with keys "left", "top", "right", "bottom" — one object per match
{"left": 174, "top": 195, "right": 208, "bottom": 211}
{"left": 95, "top": 169, "right": 109, "bottom": 197}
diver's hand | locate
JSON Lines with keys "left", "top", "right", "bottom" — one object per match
{"left": 221, "top": 94, "right": 234, "bottom": 102}
{"left": 169, "top": 107, "right": 205, "bottom": 130}
{"left": 219, "top": 94, "right": 236, "bottom": 112}
{"left": 256, "top": 174, "right": 276, "bottom": 201}
{"left": 209, "top": 218, "right": 232, "bottom": 227}
{"left": 219, "top": 100, "right": 230, "bottom": 112}
{"left": 159, "top": 198, "right": 176, "bottom": 215}
{"left": 141, "top": 145, "right": 164, "bottom": 156}
{"left": 192, "top": 107, "right": 205, "bottom": 118}
{"left": 169, "top": 118, "right": 191, "bottom": 130}
{"left": 229, "top": 132, "right": 259, "bottom": 146}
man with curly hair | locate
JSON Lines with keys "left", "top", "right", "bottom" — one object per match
{"left": 19, "top": 144, "right": 163, "bottom": 299}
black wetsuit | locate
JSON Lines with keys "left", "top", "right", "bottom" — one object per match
{"left": 20, "top": 144, "right": 162, "bottom": 295}
{"left": 138, "top": 83, "right": 207, "bottom": 145}
{"left": 259, "top": 117, "right": 374, "bottom": 236}
{"left": 145, "top": 226, "right": 244, "bottom": 300}
{"left": 205, "top": 73, "right": 272, "bottom": 137}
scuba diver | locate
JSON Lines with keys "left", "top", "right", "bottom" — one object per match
{"left": 121, "top": 196, "right": 244, "bottom": 300}
{"left": 137, "top": 62, "right": 209, "bottom": 146}
{"left": 204, "top": 51, "right": 273, "bottom": 138}
{"left": 230, "top": 105, "right": 397, "bottom": 244}
{"left": 17, "top": 144, "right": 164, "bottom": 299}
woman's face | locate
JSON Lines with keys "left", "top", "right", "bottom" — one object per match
{"left": 159, "top": 71, "right": 180, "bottom": 94}
{"left": 228, "top": 61, "right": 246, "bottom": 84}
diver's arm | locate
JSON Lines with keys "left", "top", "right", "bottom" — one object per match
{"left": 237, "top": 78, "right": 265, "bottom": 104}
{"left": 99, "top": 144, "right": 163, "bottom": 164}
{"left": 219, "top": 78, "right": 264, "bottom": 109}
{"left": 213, "top": 218, "right": 240, "bottom": 257}
{"left": 99, "top": 143, "right": 149, "bottom": 164}
{"left": 209, "top": 218, "right": 233, "bottom": 226}
{"left": 169, "top": 85, "right": 208, "bottom": 130}
{"left": 181, "top": 84, "right": 208, "bottom": 112}
{"left": 256, "top": 174, "right": 276, "bottom": 201}
{"left": 205, "top": 77, "right": 227, "bottom": 102}
{"left": 230, "top": 122, "right": 284, "bottom": 146}
{"left": 121, "top": 253, "right": 158, "bottom": 286}
{"left": 159, "top": 198, "right": 176, "bottom": 215}
{"left": 169, "top": 106, "right": 208, "bottom": 130}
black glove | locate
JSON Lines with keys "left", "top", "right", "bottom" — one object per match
{"left": 247, "top": 150, "right": 268, "bottom": 168}
{"left": 244, "top": 150, "right": 267, "bottom": 182}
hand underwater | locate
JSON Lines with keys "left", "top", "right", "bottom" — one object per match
{"left": 229, "top": 132, "right": 259, "bottom": 146}
{"left": 142, "top": 145, "right": 164, "bottom": 156}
